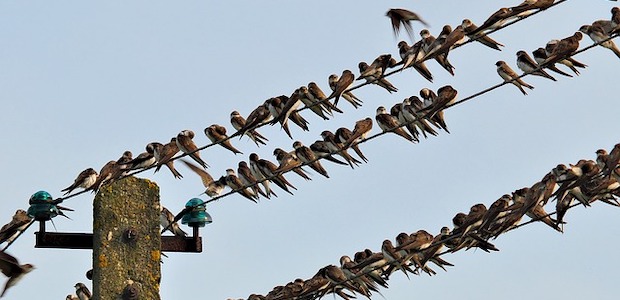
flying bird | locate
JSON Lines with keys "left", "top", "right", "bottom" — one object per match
{"left": 386, "top": 8, "right": 428, "bottom": 40}
{"left": 61, "top": 168, "right": 98, "bottom": 195}
{"left": 496, "top": 60, "right": 534, "bottom": 95}
{"left": 0, "top": 210, "right": 33, "bottom": 247}
{"left": 177, "top": 130, "right": 209, "bottom": 169}
{"left": 0, "top": 251, "right": 34, "bottom": 298}
{"left": 181, "top": 160, "right": 225, "bottom": 197}
{"left": 205, "top": 124, "right": 243, "bottom": 155}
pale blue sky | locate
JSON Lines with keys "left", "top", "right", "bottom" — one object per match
{"left": 1, "top": 1, "right": 619, "bottom": 299}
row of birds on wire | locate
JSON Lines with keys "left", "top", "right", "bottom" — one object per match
{"left": 235, "top": 142, "right": 620, "bottom": 300}
{"left": 1, "top": 0, "right": 619, "bottom": 298}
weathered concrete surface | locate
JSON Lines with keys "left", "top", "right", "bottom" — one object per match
{"left": 92, "top": 176, "right": 161, "bottom": 300}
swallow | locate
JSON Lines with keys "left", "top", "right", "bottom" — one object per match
{"left": 0, "top": 210, "right": 33, "bottom": 247}
{"left": 420, "top": 29, "right": 455, "bottom": 75}
{"left": 298, "top": 85, "right": 330, "bottom": 120}
{"left": 423, "top": 25, "right": 465, "bottom": 60}
{"left": 479, "top": 195, "right": 511, "bottom": 237}
{"left": 605, "top": 143, "right": 620, "bottom": 177}
{"left": 542, "top": 32, "right": 583, "bottom": 66}
{"left": 177, "top": 130, "right": 209, "bottom": 169}
{"left": 249, "top": 153, "right": 296, "bottom": 196}
{"left": 205, "top": 124, "right": 243, "bottom": 155}
{"left": 532, "top": 47, "right": 573, "bottom": 77}
{"left": 160, "top": 206, "right": 187, "bottom": 237}
{"left": 393, "top": 101, "right": 421, "bottom": 142}
{"left": 496, "top": 60, "right": 534, "bottom": 95}
{"left": 358, "top": 61, "right": 398, "bottom": 93}
{"left": 419, "top": 89, "right": 450, "bottom": 133}
{"left": 237, "top": 103, "right": 273, "bottom": 139}
{"left": 274, "top": 92, "right": 310, "bottom": 136}
{"left": 596, "top": 149, "right": 609, "bottom": 170}
{"left": 66, "top": 295, "right": 79, "bottom": 300}
{"left": 309, "top": 141, "right": 350, "bottom": 168}
{"left": 89, "top": 160, "right": 117, "bottom": 192}
{"left": 320, "top": 130, "right": 361, "bottom": 168}
{"left": 335, "top": 127, "right": 368, "bottom": 163}
{"left": 339, "top": 256, "right": 380, "bottom": 296}
{"left": 468, "top": 7, "right": 515, "bottom": 35}
{"left": 237, "top": 161, "right": 270, "bottom": 199}
{"left": 181, "top": 160, "right": 225, "bottom": 197}
{"left": 0, "top": 251, "right": 34, "bottom": 298}
{"left": 293, "top": 141, "right": 329, "bottom": 178}
{"left": 123, "top": 144, "right": 157, "bottom": 171}
{"left": 461, "top": 19, "right": 504, "bottom": 50}
{"left": 400, "top": 97, "right": 439, "bottom": 138}
{"left": 376, "top": 106, "right": 414, "bottom": 142}
{"left": 526, "top": 200, "right": 562, "bottom": 232}
{"left": 543, "top": 40, "right": 587, "bottom": 75}
{"left": 358, "top": 54, "right": 393, "bottom": 79}
{"left": 516, "top": 50, "right": 556, "bottom": 81}
{"left": 307, "top": 82, "right": 343, "bottom": 114}
{"left": 110, "top": 150, "right": 133, "bottom": 181}
{"left": 230, "top": 110, "right": 268, "bottom": 147}
{"left": 74, "top": 282, "right": 91, "bottom": 300}
{"left": 328, "top": 70, "right": 360, "bottom": 108}
{"left": 61, "top": 168, "right": 98, "bottom": 195}
{"left": 510, "top": 0, "right": 555, "bottom": 16}
{"left": 397, "top": 40, "right": 434, "bottom": 82}
{"left": 423, "top": 85, "right": 458, "bottom": 118}
{"left": 225, "top": 169, "right": 258, "bottom": 203}
{"left": 272, "top": 148, "right": 312, "bottom": 180}
{"left": 580, "top": 24, "right": 620, "bottom": 59}
{"left": 153, "top": 138, "right": 183, "bottom": 179}
{"left": 380, "top": 239, "right": 413, "bottom": 278}
{"left": 386, "top": 8, "right": 428, "bottom": 40}
{"left": 345, "top": 117, "right": 373, "bottom": 146}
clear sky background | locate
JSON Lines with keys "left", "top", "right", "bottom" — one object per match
{"left": 1, "top": 1, "right": 619, "bottom": 299}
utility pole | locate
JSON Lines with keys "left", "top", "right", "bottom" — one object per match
{"left": 92, "top": 176, "right": 161, "bottom": 300}
{"left": 33, "top": 176, "right": 205, "bottom": 299}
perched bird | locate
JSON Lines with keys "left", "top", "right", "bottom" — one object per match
{"left": 468, "top": 7, "right": 515, "bottom": 35}
{"left": 461, "top": 19, "right": 504, "bottom": 51}
{"left": 579, "top": 24, "right": 620, "bottom": 59}
{"left": 532, "top": 47, "right": 573, "bottom": 77}
{"left": 320, "top": 130, "right": 361, "bottom": 169}
{"left": 345, "top": 117, "right": 373, "bottom": 146}
{"left": 307, "top": 82, "right": 343, "bottom": 114}
{"left": 236, "top": 103, "right": 273, "bottom": 139}
{"left": 160, "top": 206, "right": 187, "bottom": 237}
{"left": 204, "top": 124, "right": 243, "bottom": 155}
{"left": 328, "top": 70, "right": 360, "bottom": 108}
{"left": 510, "top": 0, "right": 555, "bottom": 16}
{"left": 66, "top": 295, "right": 79, "bottom": 300}
{"left": 61, "top": 168, "right": 98, "bottom": 195}
{"left": 298, "top": 85, "right": 331, "bottom": 120}
{"left": 496, "top": 60, "right": 534, "bottom": 95}
{"left": 181, "top": 160, "right": 225, "bottom": 197}
{"left": 0, "top": 210, "right": 33, "bottom": 247}
{"left": 516, "top": 50, "right": 556, "bottom": 81}
{"left": 357, "top": 54, "right": 393, "bottom": 79}
{"left": 249, "top": 153, "right": 296, "bottom": 196}
{"left": 544, "top": 39, "right": 587, "bottom": 75}
{"left": 177, "top": 130, "right": 209, "bottom": 169}
{"left": 420, "top": 29, "right": 455, "bottom": 75}
{"left": 542, "top": 32, "right": 583, "bottom": 66}
{"left": 293, "top": 141, "right": 330, "bottom": 178}
{"left": 74, "top": 282, "right": 91, "bottom": 300}
{"left": 0, "top": 251, "right": 34, "bottom": 298}
{"left": 335, "top": 127, "right": 369, "bottom": 163}
{"left": 386, "top": 8, "right": 428, "bottom": 40}
{"left": 237, "top": 161, "right": 270, "bottom": 199}
{"left": 423, "top": 25, "right": 466, "bottom": 60}
{"left": 375, "top": 106, "right": 414, "bottom": 143}
{"left": 230, "top": 110, "right": 268, "bottom": 147}
{"left": 122, "top": 145, "right": 157, "bottom": 171}
{"left": 309, "top": 141, "right": 350, "bottom": 167}
{"left": 358, "top": 61, "right": 398, "bottom": 93}
{"left": 273, "top": 148, "right": 313, "bottom": 180}
{"left": 397, "top": 40, "right": 433, "bottom": 82}
{"left": 225, "top": 169, "right": 258, "bottom": 203}
{"left": 89, "top": 160, "right": 117, "bottom": 192}
{"left": 153, "top": 138, "right": 183, "bottom": 179}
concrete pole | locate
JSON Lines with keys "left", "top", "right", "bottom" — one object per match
{"left": 92, "top": 176, "right": 161, "bottom": 300}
